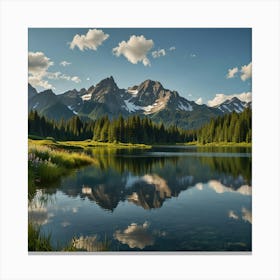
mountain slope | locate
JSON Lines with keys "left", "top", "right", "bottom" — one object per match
{"left": 121, "top": 79, "right": 221, "bottom": 128}
{"left": 214, "top": 97, "right": 251, "bottom": 113}
{"left": 28, "top": 83, "right": 37, "bottom": 100}
{"left": 28, "top": 87, "right": 75, "bottom": 120}
{"left": 28, "top": 77, "right": 249, "bottom": 129}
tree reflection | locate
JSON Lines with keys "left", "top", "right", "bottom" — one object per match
{"left": 40, "top": 148, "right": 252, "bottom": 212}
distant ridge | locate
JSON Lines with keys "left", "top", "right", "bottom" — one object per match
{"left": 28, "top": 77, "right": 251, "bottom": 128}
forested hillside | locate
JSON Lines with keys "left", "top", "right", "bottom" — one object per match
{"left": 197, "top": 108, "right": 252, "bottom": 144}
{"left": 28, "top": 110, "right": 194, "bottom": 143}
{"left": 28, "top": 108, "right": 251, "bottom": 144}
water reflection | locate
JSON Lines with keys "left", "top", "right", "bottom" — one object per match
{"left": 242, "top": 207, "right": 252, "bottom": 224}
{"left": 114, "top": 222, "right": 154, "bottom": 249}
{"left": 28, "top": 206, "right": 49, "bottom": 225}
{"left": 28, "top": 190, "right": 54, "bottom": 225}
{"left": 228, "top": 210, "right": 239, "bottom": 220}
{"left": 72, "top": 234, "right": 111, "bottom": 251}
{"left": 52, "top": 150, "right": 251, "bottom": 212}
{"left": 72, "top": 235, "right": 99, "bottom": 251}
{"left": 29, "top": 146, "right": 252, "bottom": 251}
{"left": 208, "top": 180, "right": 251, "bottom": 196}
{"left": 228, "top": 208, "right": 252, "bottom": 224}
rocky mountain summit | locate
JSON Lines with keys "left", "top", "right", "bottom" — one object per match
{"left": 28, "top": 76, "right": 251, "bottom": 129}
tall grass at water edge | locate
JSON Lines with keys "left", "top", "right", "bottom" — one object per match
{"left": 28, "top": 144, "right": 96, "bottom": 190}
{"left": 28, "top": 223, "right": 112, "bottom": 252}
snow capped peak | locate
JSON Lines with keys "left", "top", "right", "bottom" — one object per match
{"left": 215, "top": 96, "right": 251, "bottom": 113}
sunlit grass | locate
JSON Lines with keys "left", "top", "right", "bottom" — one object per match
{"left": 184, "top": 141, "right": 252, "bottom": 147}
{"left": 28, "top": 138, "right": 151, "bottom": 150}
{"left": 28, "top": 138, "right": 151, "bottom": 192}
{"left": 28, "top": 143, "right": 97, "bottom": 192}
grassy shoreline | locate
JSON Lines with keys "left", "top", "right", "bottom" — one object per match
{"left": 28, "top": 138, "right": 152, "bottom": 150}
{"left": 183, "top": 141, "right": 252, "bottom": 148}
{"left": 28, "top": 138, "right": 151, "bottom": 197}
{"left": 29, "top": 138, "right": 251, "bottom": 150}
{"left": 28, "top": 141, "right": 97, "bottom": 196}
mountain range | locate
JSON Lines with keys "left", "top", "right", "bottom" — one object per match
{"left": 28, "top": 76, "right": 251, "bottom": 129}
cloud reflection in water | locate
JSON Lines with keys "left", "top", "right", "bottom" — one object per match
{"left": 208, "top": 180, "right": 251, "bottom": 196}
{"left": 114, "top": 221, "right": 154, "bottom": 249}
{"left": 228, "top": 208, "right": 252, "bottom": 224}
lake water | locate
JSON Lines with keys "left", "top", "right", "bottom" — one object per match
{"left": 29, "top": 146, "right": 252, "bottom": 252}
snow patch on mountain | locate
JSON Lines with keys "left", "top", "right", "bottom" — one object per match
{"left": 124, "top": 97, "right": 167, "bottom": 115}
{"left": 81, "top": 93, "right": 92, "bottom": 101}
{"left": 124, "top": 99, "right": 142, "bottom": 112}
{"left": 143, "top": 99, "right": 168, "bottom": 115}
{"left": 178, "top": 101, "right": 193, "bottom": 111}
{"left": 127, "top": 89, "right": 139, "bottom": 96}
{"left": 143, "top": 104, "right": 154, "bottom": 113}
{"left": 32, "top": 102, "right": 39, "bottom": 109}
{"left": 216, "top": 97, "right": 251, "bottom": 113}
{"left": 67, "top": 105, "right": 78, "bottom": 115}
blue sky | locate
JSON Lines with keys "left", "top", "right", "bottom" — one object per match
{"left": 28, "top": 28, "right": 251, "bottom": 106}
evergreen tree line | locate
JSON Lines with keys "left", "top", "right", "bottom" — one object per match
{"left": 197, "top": 108, "right": 252, "bottom": 144}
{"left": 28, "top": 110, "right": 193, "bottom": 143}
{"left": 28, "top": 108, "right": 252, "bottom": 144}
{"left": 91, "top": 115, "right": 195, "bottom": 144}
{"left": 28, "top": 110, "right": 94, "bottom": 140}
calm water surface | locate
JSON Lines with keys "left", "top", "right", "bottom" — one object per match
{"left": 29, "top": 146, "right": 252, "bottom": 252}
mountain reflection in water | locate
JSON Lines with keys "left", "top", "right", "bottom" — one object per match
{"left": 51, "top": 151, "right": 251, "bottom": 211}
{"left": 29, "top": 147, "right": 252, "bottom": 251}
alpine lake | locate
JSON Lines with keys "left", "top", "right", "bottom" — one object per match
{"left": 29, "top": 145, "right": 252, "bottom": 252}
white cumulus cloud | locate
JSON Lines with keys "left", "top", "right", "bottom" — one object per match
{"left": 28, "top": 52, "right": 80, "bottom": 89}
{"left": 47, "top": 72, "right": 81, "bottom": 83}
{"left": 70, "top": 29, "right": 109, "bottom": 51}
{"left": 46, "top": 71, "right": 62, "bottom": 80}
{"left": 60, "top": 60, "right": 71, "bottom": 67}
{"left": 195, "top": 97, "right": 203, "bottom": 105}
{"left": 28, "top": 75, "right": 53, "bottom": 89}
{"left": 226, "top": 67, "right": 239, "bottom": 79}
{"left": 226, "top": 62, "right": 252, "bottom": 81}
{"left": 152, "top": 49, "right": 166, "bottom": 58}
{"left": 169, "top": 46, "right": 176, "bottom": 51}
{"left": 240, "top": 62, "right": 252, "bottom": 81}
{"left": 60, "top": 74, "right": 71, "bottom": 81}
{"left": 28, "top": 51, "right": 53, "bottom": 75}
{"left": 207, "top": 92, "right": 252, "bottom": 107}
{"left": 71, "top": 76, "right": 81, "bottom": 83}
{"left": 28, "top": 51, "right": 54, "bottom": 89}
{"left": 113, "top": 35, "right": 154, "bottom": 66}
